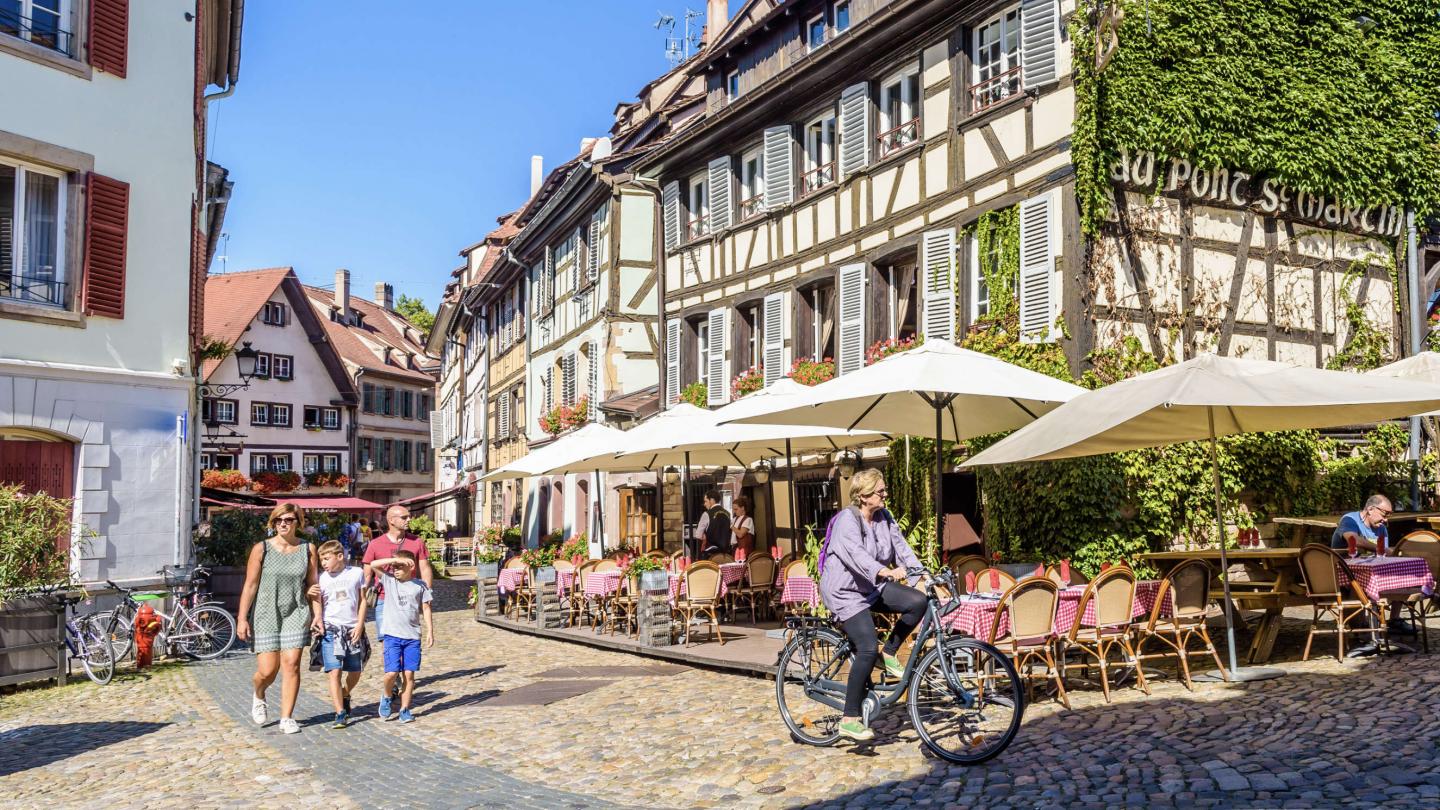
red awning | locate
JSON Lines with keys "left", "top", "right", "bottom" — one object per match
{"left": 200, "top": 497, "right": 268, "bottom": 510}
{"left": 274, "top": 495, "right": 387, "bottom": 511}
{"left": 395, "top": 484, "right": 469, "bottom": 511}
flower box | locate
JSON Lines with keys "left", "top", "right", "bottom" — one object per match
{"left": 533, "top": 566, "right": 557, "bottom": 585}
{"left": 639, "top": 570, "right": 670, "bottom": 592}
{"left": 476, "top": 562, "right": 499, "bottom": 579}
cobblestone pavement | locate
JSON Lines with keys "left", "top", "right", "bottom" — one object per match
{"left": 4, "top": 587, "right": 1439, "bottom": 808}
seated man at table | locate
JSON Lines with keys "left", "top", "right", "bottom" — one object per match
{"left": 1329, "top": 494, "right": 1391, "bottom": 554}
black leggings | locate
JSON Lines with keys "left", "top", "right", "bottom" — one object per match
{"left": 838, "top": 583, "right": 927, "bottom": 717}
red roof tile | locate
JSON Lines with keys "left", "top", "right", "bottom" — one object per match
{"left": 301, "top": 285, "right": 437, "bottom": 384}
{"left": 201, "top": 268, "right": 294, "bottom": 378}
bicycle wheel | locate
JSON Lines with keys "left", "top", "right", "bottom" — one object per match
{"left": 775, "top": 626, "right": 848, "bottom": 746}
{"left": 907, "top": 637, "right": 1024, "bottom": 765}
{"left": 78, "top": 616, "right": 116, "bottom": 685}
{"left": 173, "top": 605, "right": 236, "bottom": 660}
{"left": 107, "top": 607, "right": 135, "bottom": 663}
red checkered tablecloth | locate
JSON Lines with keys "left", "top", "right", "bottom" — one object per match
{"left": 780, "top": 575, "right": 819, "bottom": 609}
{"left": 941, "top": 580, "right": 1169, "bottom": 639}
{"left": 583, "top": 570, "right": 625, "bottom": 600}
{"left": 496, "top": 568, "right": 526, "bottom": 595}
{"left": 1338, "top": 556, "right": 1435, "bottom": 602}
{"left": 556, "top": 569, "right": 576, "bottom": 598}
{"left": 719, "top": 562, "right": 748, "bottom": 589}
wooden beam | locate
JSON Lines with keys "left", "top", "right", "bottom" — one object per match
{"left": 1265, "top": 217, "right": 1278, "bottom": 360}
{"left": 1180, "top": 199, "right": 1195, "bottom": 358}
{"left": 1216, "top": 211, "right": 1255, "bottom": 356}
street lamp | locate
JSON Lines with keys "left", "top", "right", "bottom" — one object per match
{"left": 752, "top": 459, "right": 773, "bottom": 484}
{"left": 836, "top": 450, "right": 858, "bottom": 477}
{"left": 199, "top": 341, "right": 260, "bottom": 399}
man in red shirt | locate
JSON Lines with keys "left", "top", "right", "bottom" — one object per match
{"left": 363, "top": 505, "right": 434, "bottom": 634}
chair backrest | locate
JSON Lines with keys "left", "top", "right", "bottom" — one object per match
{"left": 949, "top": 554, "right": 988, "bottom": 583}
{"left": 776, "top": 553, "right": 795, "bottom": 574}
{"left": 1045, "top": 564, "right": 1088, "bottom": 586}
{"left": 1070, "top": 565, "right": 1136, "bottom": 636}
{"left": 1396, "top": 531, "right": 1440, "bottom": 581}
{"left": 708, "top": 553, "right": 734, "bottom": 564}
{"left": 503, "top": 556, "right": 527, "bottom": 570}
{"left": 576, "top": 559, "right": 600, "bottom": 584}
{"left": 1161, "top": 558, "right": 1212, "bottom": 622}
{"left": 684, "top": 561, "right": 722, "bottom": 601}
{"left": 783, "top": 559, "right": 810, "bottom": 580}
{"left": 644, "top": 550, "right": 668, "bottom": 560}
{"left": 668, "top": 549, "right": 684, "bottom": 561}
{"left": 1298, "top": 543, "right": 1358, "bottom": 601}
{"left": 552, "top": 559, "right": 575, "bottom": 573}
{"left": 747, "top": 554, "right": 777, "bottom": 588}
{"left": 995, "top": 577, "right": 1059, "bottom": 644}
{"left": 973, "top": 568, "right": 1017, "bottom": 594}
{"left": 594, "top": 559, "right": 620, "bottom": 572}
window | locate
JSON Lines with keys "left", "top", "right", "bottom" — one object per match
{"left": 835, "top": 1, "right": 850, "bottom": 33}
{"left": 0, "top": 0, "right": 72, "bottom": 55}
{"left": 972, "top": 6, "right": 1022, "bottom": 112}
{"left": 882, "top": 262, "right": 919, "bottom": 341}
{"left": 727, "top": 69, "right": 740, "bottom": 99}
{"left": 253, "top": 352, "right": 271, "bottom": 379}
{"left": 303, "top": 405, "right": 321, "bottom": 428}
{"left": 381, "top": 439, "right": 394, "bottom": 471}
{"left": 213, "top": 453, "right": 236, "bottom": 470}
{"left": 397, "top": 440, "right": 411, "bottom": 473}
{"left": 738, "top": 145, "right": 765, "bottom": 220}
{"left": 359, "top": 437, "right": 372, "bottom": 470}
{"left": 251, "top": 454, "right": 268, "bottom": 474}
{"left": 270, "top": 454, "right": 291, "bottom": 473}
{"left": 1, "top": 158, "right": 68, "bottom": 309}
{"left": 250, "top": 402, "right": 269, "bottom": 426}
{"left": 878, "top": 64, "right": 921, "bottom": 157}
{"left": 555, "top": 229, "right": 578, "bottom": 292}
{"left": 686, "top": 171, "right": 709, "bottom": 239}
{"left": 738, "top": 301, "right": 763, "bottom": 370}
{"left": 209, "top": 399, "right": 237, "bottom": 425}
{"left": 200, "top": 453, "right": 212, "bottom": 470}
{"left": 417, "top": 442, "right": 430, "bottom": 473}
{"left": 802, "top": 111, "right": 837, "bottom": 195}
{"left": 696, "top": 317, "right": 711, "bottom": 388}
{"left": 271, "top": 404, "right": 291, "bottom": 427}
{"left": 323, "top": 407, "right": 339, "bottom": 430}
{"left": 796, "top": 280, "right": 836, "bottom": 362}
{"left": 970, "top": 231, "right": 1013, "bottom": 321}
{"left": 806, "top": 12, "right": 826, "bottom": 51}
{"left": 303, "top": 454, "right": 320, "bottom": 474}
{"left": 491, "top": 481, "right": 503, "bottom": 524}
{"left": 361, "top": 383, "right": 374, "bottom": 413}
{"left": 419, "top": 394, "right": 431, "bottom": 420}
{"left": 323, "top": 454, "right": 340, "bottom": 473}
{"left": 401, "top": 390, "right": 414, "bottom": 419}
{"left": 272, "top": 355, "right": 292, "bottom": 380}
{"left": 382, "top": 386, "right": 396, "bottom": 416}
{"left": 261, "top": 301, "right": 287, "bottom": 325}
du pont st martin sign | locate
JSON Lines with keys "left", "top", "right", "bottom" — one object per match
{"left": 1111, "top": 148, "right": 1406, "bottom": 238}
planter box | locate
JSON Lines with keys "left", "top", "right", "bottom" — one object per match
{"left": 207, "top": 565, "right": 247, "bottom": 615}
{"left": 533, "top": 566, "right": 557, "bottom": 584}
{"left": 476, "top": 562, "right": 500, "bottom": 579}
{"left": 639, "top": 570, "right": 669, "bottom": 592}
{"left": 0, "top": 594, "right": 67, "bottom": 688}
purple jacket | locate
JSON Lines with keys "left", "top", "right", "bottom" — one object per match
{"left": 819, "top": 507, "right": 923, "bottom": 622}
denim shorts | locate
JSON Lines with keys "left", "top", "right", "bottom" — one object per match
{"left": 322, "top": 630, "right": 363, "bottom": 673}
{"left": 373, "top": 599, "right": 384, "bottom": 630}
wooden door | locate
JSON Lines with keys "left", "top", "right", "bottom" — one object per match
{"left": 0, "top": 437, "right": 76, "bottom": 554}
{"left": 619, "top": 487, "right": 658, "bottom": 552}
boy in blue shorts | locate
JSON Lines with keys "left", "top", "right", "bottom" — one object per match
{"left": 368, "top": 550, "right": 434, "bottom": 722}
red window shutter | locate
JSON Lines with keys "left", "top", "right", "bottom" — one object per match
{"left": 89, "top": 0, "right": 130, "bottom": 78}
{"left": 82, "top": 173, "right": 130, "bottom": 319}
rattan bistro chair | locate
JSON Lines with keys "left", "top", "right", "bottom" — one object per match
{"left": 674, "top": 561, "right": 725, "bottom": 646}
{"left": 1134, "top": 558, "right": 1228, "bottom": 690}
{"left": 948, "top": 554, "right": 989, "bottom": 592}
{"left": 1297, "top": 544, "right": 1385, "bottom": 661}
{"left": 1065, "top": 564, "right": 1150, "bottom": 703}
{"left": 733, "top": 554, "right": 778, "bottom": 622}
{"left": 503, "top": 556, "right": 530, "bottom": 620}
{"left": 1045, "top": 564, "right": 1089, "bottom": 586}
{"left": 1396, "top": 531, "right": 1440, "bottom": 619}
{"left": 973, "top": 568, "right": 1017, "bottom": 595}
{"left": 988, "top": 577, "right": 1069, "bottom": 709}
{"left": 570, "top": 559, "right": 602, "bottom": 627}
{"left": 551, "top": 559, "right": 577, "bottom": 625}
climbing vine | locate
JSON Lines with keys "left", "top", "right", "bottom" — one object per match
{"left": 1326, "top": 258, "right": 1397, "bottom": 371}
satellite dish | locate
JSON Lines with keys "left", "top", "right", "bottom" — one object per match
{"left": 590, "top": 137, "right": 613, "bottom": 161}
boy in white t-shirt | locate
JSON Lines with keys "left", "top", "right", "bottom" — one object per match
{"left": 315, "top": 540, "right": 367, "bottom": 727}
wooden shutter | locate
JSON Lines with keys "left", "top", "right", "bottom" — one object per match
{"left": 89, "top": 0, "right": 129, "bottom": 78}
{"left": 763, "top": 125, "right": 794, "bottom": 210}
{"left": 1021, "top": 0, "right": 1060, "bottom": 90}
{"left": 588, "top": 348, "right": 599, "bottom": 410}
{"left": 563, "top": 353, "right": 577, "bottom": 405}
{"left": 1019, "top": 191, "right": 1057, "bottom": 343}
{"left": 837, "top": 263, "right": 867, "bottom": 375}
{"left": 587, "top": 211, "right": 601, "bottom": 282}
{"left": 707, "top": 156, "right": 733, "bottom": 232}
{"left": 542, "top": 368, "right": 553, "bottom": 415}
{"left": 706, "top": 309, "right": 728, "bottom": 406}
{"left": 497, "top": 393, "right": 510, "bottom": 440}
{"left": 82, "top": 173, "right": 130, "bottom": 318}
{"left": 572, "top": 227, "right": 583, "bottom": 292}
{"left": 662, "top": 181, "right": 682, "bottom": 250}
{"left": 543, "top": 247, "right": 555, "bottom": 310}
{"left": 665, "top": 319, "right": 682, "bottom": 405}
{"left": 762, "top": 293, "right": 785, "bottom": 386}
{"left": 838, "top": 82, "right": 871, "bottom": 180}
{"left": 920, "top": 228, "right": 956, "bottom": 343}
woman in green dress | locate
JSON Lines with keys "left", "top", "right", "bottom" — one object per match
{"left": 237, "top": 502, "right": 321, "bottom": 734}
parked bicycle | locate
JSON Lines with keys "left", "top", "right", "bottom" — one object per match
{"left": 106, "top": 566, "right": 236, "bottom": 662}
{"left": 775, "top": 566, "right": 1025, "bottom": 764}
{"left": 59, "top": 593, "right": 117, "bottom": 685}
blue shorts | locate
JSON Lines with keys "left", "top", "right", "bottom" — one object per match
{"left": 381, "top": 635, "right": 421, "bottom": 673}
{"left": 322, "top": 630, "right": 363, "bottom": 673}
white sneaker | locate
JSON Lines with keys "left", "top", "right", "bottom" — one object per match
{"left": 251, "top": 696, "right": 267, "bottom": 725}
{"left": 279, "top": 718, "right": 300, "bottom": 734}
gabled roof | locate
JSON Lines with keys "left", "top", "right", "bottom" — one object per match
{"left": 201, "top": 267, "right": 293, "bottom": 378}
{"left": 691, "top": 0, "right": 788, "bottom": 73}
{"left": 301, "top": 286, "right": 437, "bottom": 385}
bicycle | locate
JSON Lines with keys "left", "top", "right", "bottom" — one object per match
{"left": 59, "top": 593, "right": 118, "bottom": 685}
{"left": 774, "top": 566, "right": 1025, "bottom": 764}
{"left": 106, "top": 567, "right": 236, "bottom": 662}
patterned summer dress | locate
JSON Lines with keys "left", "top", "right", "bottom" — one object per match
{"left": 250, "top": 539, "right": 313, "bottom": 653}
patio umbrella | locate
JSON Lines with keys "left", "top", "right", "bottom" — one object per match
{"left": 964, "top": 352, "right": 1440, "bottom": 680}
{"left": 720, "top": 339, "right": 1085, "bottom": 559}
{"left": 1368, "top": 352, "right": 1440, "bottom": 504}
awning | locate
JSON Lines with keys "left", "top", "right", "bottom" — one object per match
{"left": 396, "top": 484, "right": 469, "bottom": 511}
{"left": 277, "top": 495, "right": 387, "bottom": 511}
{"left": 200, "top": 485, "right": 273, "bottom": 506}
{"left": 200, "top": 497, "right": 268, "bottom": 510}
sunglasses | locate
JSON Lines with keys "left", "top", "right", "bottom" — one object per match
{"left": 394, "top": 515, "right": 412, "bottom": 521}
{"left": 275, "top": 516, "right": 297, "bottom": 524}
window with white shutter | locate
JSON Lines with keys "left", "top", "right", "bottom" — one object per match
{"left": 665, "top": 319, "right": 682, "bottom": 405}
{"left": 920, "top": 228, "right": 957, "bottom": 343}
{"left": 837, "top": 263, "right": 867, "bottom": 375}
{"left": 707, "top": 156, "right": 733, "bottom": 232}
{"left": 587, "top": 206, "right": 604, "bottom": 283}
{"left": 1020, "top": 0, "right": 1060, "bottom": 91}
{"left": 662, "top": 181, "right": 682, "bottom": 251}
{"left": 762, "top": 125, "right": 795, "bottom": 210}
{"left": 1018, "top": 190, "right": 1058, "bottom": 343}
{"left": 543, "top": 368, "right": 553, "bottom": 415}
{"left": 762, "top": 293, "right": 785, "bottom": 386}
{"left": 498, "top": 393, "right": 510, "bottom": 440}
{"left": 706, "top": 309, "right": 728, "bottom": 406}
{"left": 587, "top": 347, "right": 599, "bottom": 411}
{"left": 838, "top": 82, "right": 871, "bottom": 179}
{"left": 563, "top": 353, "right": 577, "bottom": 406}
{"left": 543, "top": 247, "right": 555, "bottom": 310}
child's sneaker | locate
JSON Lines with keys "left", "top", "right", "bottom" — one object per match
{"left": 379, "top": 696, "right": 394, "bottom": 720}
{"left": 278, "top": 718, "right": 300, "bottom": 735}
{"left": 332, "top": 712, "right": 348, "bottom": 728}
{"left": 251, "top": 696, "right": 267, "bottom": 725}
{"left": 342, "top": 692, "right": 352, "bottom": 715}
{"left": 399, "top": 709, "right": 415, "bottom": 723}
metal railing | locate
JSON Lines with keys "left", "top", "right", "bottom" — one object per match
{"left": 970, "top": 66, "right": 1022, "bottom": 113}
{"left": 0, "top": 274, "right": 68, "bottom": 308}
{"left": 686, "top": 214, "right": 710, "bottom": 240}
{"left": 876, "top": 118, "right": 921, "bottom": 158}
{"left": 0, "top": 7, "right": 74, "bottom": 57}
{"left": 801, "top": 162, "right": 835, "bottom": 196}
{"left": 738, "top": 193, "right": 765, "bottom": 220}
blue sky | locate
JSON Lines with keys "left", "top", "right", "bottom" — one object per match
{"left": 211, "top": 1, "right": 723, "bottom": 312}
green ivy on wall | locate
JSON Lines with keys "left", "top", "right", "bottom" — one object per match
{"left": 1072, "top": 0, "right": 1440, "bottom": 236}
{"left": 1327, "top": 258, "right": 1398, "bottom": 371}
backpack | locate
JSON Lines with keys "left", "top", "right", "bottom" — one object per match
{"left": 816, "top": 506, "right": 864, "bottom": 577}
{"left": 703, "top": 505, "right": 732, "bottom": 552}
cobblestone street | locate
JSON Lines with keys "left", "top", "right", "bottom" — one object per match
{"left": 4, "top": 593, "right": 1440, "bottom": 808}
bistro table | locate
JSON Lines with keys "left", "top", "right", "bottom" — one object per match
{"left": 1338, "top": 555, "right": 1436, "bottom": 601}
{"left": 779, "top": 575, "right": 820, "bottom": 611}
{"left": 941, "top": 581, "right": 1170, "bottom": 640}
{"left": 496, "top": 568, "right": 527, "bottom": 596}
{"left": 555, "top": 569, "right": 576, "bottom": 599}
{"left": 718, "top": 562, "right": 749, "bottom": 590}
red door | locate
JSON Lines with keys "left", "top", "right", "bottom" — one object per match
{"left": 0, "top": 437, "right": 76, "bottom": 553}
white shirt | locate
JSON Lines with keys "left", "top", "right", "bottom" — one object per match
{"left": 734, "top": 515, "right": 754, "bottom": 538}
{"left": 319, "top": 566, "right": 365, "bottom": 628}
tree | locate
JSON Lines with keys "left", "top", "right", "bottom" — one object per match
{"left": 395, "top": 294, "right": 434, "bottom": 333}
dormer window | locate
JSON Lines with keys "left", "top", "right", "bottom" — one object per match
{"left": 727, "top": 69, "right": 740, "bottom": 99}
{"left": 261, "top": 301, "right": 287, "bottom": 325}
{"left": 835, "top": 1, "right": 850, "bottom": 33}
{"left": 806, "top": 12, "right": 826, "bottom": 52}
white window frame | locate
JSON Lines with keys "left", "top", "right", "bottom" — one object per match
{"left": 252, "top": 454, "right": 268, "bottom": 473}
{"left": 272, "top": 354, "right": 292, "bottom": 380}
{"left": 807, "top": 285, "right": 832, "bottom": 363}
{"left": 214, "top": 453, "right": 236, "bottom": 470}
{"left": 1, "top": 0, "right": 72, "bottom": 54}
{"left": 744, "top": 302, "right": 763, "bottom": 370}
{"left": 738, "top": 144, "right": 765, "bottom": 220}
{"left": 303, "top": 454, "right": 320, "bottom": 474}
{"left": 270, "top": 454, "right": 290, "bottom": 473}
{"left": 834, "top": 1, "right": 851, "bottom": 33}
{"left": 806, "top": 12, "right": 827, "bottom": 52}
{"left": 969, "top": 234, "right": 991, "bottom": 321}
{"left": 253, "top": 352, "right": 271, "bottom": 379}
{"left": 727, "top": 69, "right": 740, "bottom": 99}
{"left": 323, "top": 454, "right": 340, "bottom": 473}
{"left": 200, "top": 453, "right": 212, "bottom": 470}
{"left": 972, "top": 5, "right": 1023, "bottom": 112}
{"left": 877, "top": 62, "right": 922, "bottom": 157}
{"left": 697, "top": 319, "right": 711, "bottom": 388}
{"left": 686, "top": 170, "right": 709, "bottom": 239}
{"left": 214, "top": 400, "right": 237, "bottom": 425}
{"left": 802, "top": 111, "right": 837, "bottom": 195}
{"left": 1, "top": 156, "right": 69, "bottom": 309}
{"left": 250, "top": 402, "right": 269, "bottom": 426}
{"left": 271, "top": 403, "right": 291, "bottom": 427}
{"left": 323, "top": 407, "right": 340, "bottom": 430}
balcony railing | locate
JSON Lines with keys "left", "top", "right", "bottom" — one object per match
{"left": 801, "top": 162, "right": 835, "bottom": 196}
{"left": 738, "top": 193, "right": 765, "bottom": 220}
{"left": 0, "top": 274, "right": 67, "bottom": 308}
{"left": 970, "top": 66, "right": 1022, "bottom": 114}
{"left": 876, "top": 118, "right": 920, "bottom": 159}
{"left": 686, "top": 214, "right": 710, "bottom": 240}
{"left": 0, "top": 7, "right": 75, "bottom": 57}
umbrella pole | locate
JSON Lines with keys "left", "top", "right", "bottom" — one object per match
{"left": 787, "top": 438, "right": 799, "bottom": 557}
{"left": 593, "top": 470, "right": 605, "bottom": 554}
{"left": 684, "top": 451, "right": 694, "bottom": 559}
{"left": 934, "top": 402, "right": 944, "bottom": 566}
{"left": 1204, "top": 407, "right": 1283, "bottom": 683}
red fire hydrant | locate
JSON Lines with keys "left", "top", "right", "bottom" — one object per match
{"left": 134, "top": 604, "right": 163, "bottom": 669}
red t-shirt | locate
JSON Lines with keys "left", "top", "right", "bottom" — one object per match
{"left": 363, "top": 533, "right": 427, "bottom": 600}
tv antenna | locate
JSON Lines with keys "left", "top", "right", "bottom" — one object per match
{"left": 655, "top": 8, "right": 704, "bottom": 67}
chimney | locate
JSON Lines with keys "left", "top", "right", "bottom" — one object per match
{"left": 375, "top": 282, "right": 394, "bottom": 310}
{"left": 334, "top": 268, "right": 350, "bottom": 322}
{"left": 705, "top": 0, "right": 729, "bottom": 49}
{"left": 530, "top": 155, "right": 544, "bottom": 196}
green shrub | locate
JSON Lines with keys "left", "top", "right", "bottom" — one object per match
{"left": 196, "top": 508, "right": 268, "bottom": 568}
{"left": 0, "top": 484, "right": 86, "bottom": 598}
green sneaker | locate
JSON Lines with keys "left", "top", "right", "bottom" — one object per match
{"left": 882, "top": 654, "right": 905, "bottom": 679}
{"left": 837, "top": 719, "right": 874, "bottom": 741}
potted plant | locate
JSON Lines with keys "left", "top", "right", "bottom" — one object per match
{"left": 625, "top": 555, "right": 668, "bottom": 593}
{"left": 475, "top": 543, "right": 505, "bottom": 579}
{"left": 731, "top": 365, "right": 764, "bottom": 399}
{"left": 520, "top": 545, "right": 557, "bottom": 583}
{"left": 201, "top": 468, "right": 250, "bottom": 490}
{"left": 789, "top": 357, "right": 836, "bottom": 386}
{"left": 680, "top": 381, "right": 708, "bottom": 408}
{"left": 0, "top": 485, "right": 88, "bottom": 687}
{"left": 194, "top": 508, "right": 269, "bottom": 613}
{"left": 559, "top": 533, "right": 589, "bottom": 564}
{"left": 865, "top": 335, "right": 922, "bottom": 366}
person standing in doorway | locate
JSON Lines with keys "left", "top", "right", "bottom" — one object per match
{"left": 732, "top": 496, "right": 756, "bottom": 557}
{"left": 237, "top": 502, "right": 322, "bottom": 734}
{"left": 361, "top": 505, "right": 432, "bottom": 703}
{"left": 694, "top": 490, "right": 733, "bottom": 557}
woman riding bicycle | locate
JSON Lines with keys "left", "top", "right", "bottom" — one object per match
{"left": 818, "top": 468, "right": 926, "bottom": 741}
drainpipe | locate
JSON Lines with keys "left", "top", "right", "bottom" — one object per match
{"left": 351, "top": 368, "right": 366, "bottom": 497}
{"left": 201, "top": 0, "right": 245, "bottom": 103}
